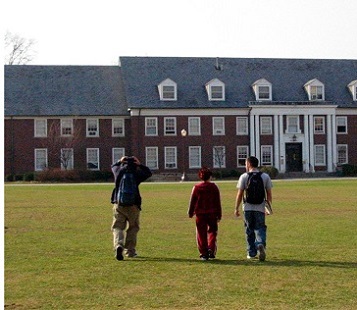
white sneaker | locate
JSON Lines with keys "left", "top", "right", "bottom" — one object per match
{"left": 247, "top": 255, "right": 258, "bottom": 259}
{"left": 258, "top": 244, "right": 266, "bottom": 261}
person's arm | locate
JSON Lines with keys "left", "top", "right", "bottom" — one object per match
{"left": 266, "top": 188, "right": 272, "bottom": 205}
{"left": 188, "top": 186, "right": 197, "bottom": 218}
{"left": 235, "top": 188, "right": 244, "bottom": 217}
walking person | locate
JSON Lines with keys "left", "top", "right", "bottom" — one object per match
{"left": 188, "top": 167, "right": 222, "bottom": 260}
{"left": 234, "top": 156, "right": 273, "bottom": 261}
{"left": 111, "top": 156, "right": 152, "bottom": 260}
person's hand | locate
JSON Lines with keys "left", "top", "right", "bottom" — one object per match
{"left": 234, "top": 209, "right": 240, "bottom": 217}
{"left": 132, "top": 156, "right": 140, "bottom": 165}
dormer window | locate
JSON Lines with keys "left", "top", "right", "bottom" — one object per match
{"left": 304, "top": 79, "right": 325, "bottom": 101}
{"left": 252, "top": 79, "right": 272, "bottom": 101}
{"left": 347, "top": 80, "right": 357, "bottom": 101}
{"left": 205, "top": 78, "right": 225, "bottom": 101}
{"left": 158, "top": 78, "right": 177, "bottom": 101}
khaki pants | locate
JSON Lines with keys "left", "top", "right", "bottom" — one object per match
{"left": 111, "top": 204, "right": 140, "bottom": 255}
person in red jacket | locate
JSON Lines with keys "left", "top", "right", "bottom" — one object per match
{"left": 188, "top": 167, "right": 222, "bottom": 260}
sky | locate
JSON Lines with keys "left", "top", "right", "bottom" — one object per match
{"left": 2, "top": 0, "right": 357, "bottom": 65}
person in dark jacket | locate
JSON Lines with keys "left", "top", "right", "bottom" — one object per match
{"left": 111, "top": 156, "right": 152, "bottom": 260}
{"left": 188, "top": 167, "right": 222, "bottom": 260}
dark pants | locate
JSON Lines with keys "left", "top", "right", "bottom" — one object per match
{"left": 195, "top": 213, "right": 219, "bottom": 256}
{"left": 243, "top": 211, "right": 267, "bottom": 257}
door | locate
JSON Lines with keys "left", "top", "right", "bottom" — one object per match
{"left": 286, "top": 143, "right": 303, "bottom": 172}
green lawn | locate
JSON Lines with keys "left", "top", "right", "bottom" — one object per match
{"left": 4, "top": 179, "right": 357, "bottom": 309}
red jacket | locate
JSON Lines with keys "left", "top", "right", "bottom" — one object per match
{"left": 188, "top": 181, "right": 222, "bottom": 219}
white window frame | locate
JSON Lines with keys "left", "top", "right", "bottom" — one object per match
{"left": 336, "top": 116, "right": 347, "bottom": 134}
{"left": 261, "top": 145, "right": 273, "bottom": 166}
{"left": 188, "top": 117, "right": 201, "bottom": 136}
{"left": 34, "top": 119, "right": 47, "bottom": 137}
{"left": 34, "top": 148, "right": 48, "bottom": 171}
{"left": 146, "top": 147, "right": 158, "bottom": 170}
{"left": 213, "top": 117, "right": 225, "bottom": 135}
{"left": 86, "top": 119, "right": 99, "bottom": 137}
{"left": 205, "top": 78, "right": 225, "bottom": 101}
{"left": 252, "top": 79, "right": 272, "bottom": 101}
{"left": 112, "top": 118, "right": 125, "bottom": 137}
{"left": 260, "top": 117, "right": 272, "bottom": 135}
{"left": 348, "top": 80, "right": 357, "bottom": 101}
{"left": 337, "top": 145, "right": 348, "bottom": 165}
{"left": 60, "top": 119, "right": 73, "bottom": 136}
{"left": 61, "top": 148, "right": 74, "bottom": 170}
{"left": 112, "top": 147, "right": 125, "bottom": 164}
{"left": 286, "top": 116, "right": 301, "bottom": 133}
{"left": 314, "top": 145, "right": 326, "bottom": 166}
{"left": 165, "top": 147, "right": 177, "bottom": 169}
{"left": 158, "top": 78, "right": 177, "bottom": 101}
{"left": 189, "top": 146, "right": 201, "bottom": 168}
{"left": 314, "top": 116, "right": 325, "bottom": 134}
{"left": 236, "top": 117, "right": 248, "bottom": 135}
{"left": 145, "top": 117, "right": 158, "bottom": 136}
{"left": 164, "top": 117, "right": 176, "bottom": 136}
{"left": 87, "top": 148, "right": 100, "bottom": 170}
{"left": 237, "top": 146, "right": 249, "bottom": 167}
{"left": 304, "top": 79, "right": 325, "bottom": 101}
{"left": 213, "top": 146, "right": 226, "bottom": 168}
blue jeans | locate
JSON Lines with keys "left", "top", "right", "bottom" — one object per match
{"left": 243, "top": 211, "right": 267, "bottom": 257}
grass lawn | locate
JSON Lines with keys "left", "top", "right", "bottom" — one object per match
{"left": 4, "top": 179, "right": 357, "bottom": 309}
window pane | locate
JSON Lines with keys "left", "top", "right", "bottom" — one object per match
{"left": 189, "top": 146, "right": 201, "bottom": 168}
{"left": 213, "top": 146, "right": 226, "bottom": 168}
{"left": 237, "top": 146, "right": 248, "bottom": 166}
{"left": 146, "top": 147, "right": 158, "bottom": 169}
{"left": 87, "top": 148, "right": 99, "bottom": 170}
{"left": 261, "top": 146, "right": 272, "bottom": 165}
{"left": 189, "top": 117, "right": 200, "bottom": 135}
{"left": 165, "top": 147, "right": 177, "bottom": 168}
{"left": 236, "top": 117, "right": 248, "bottom": 135}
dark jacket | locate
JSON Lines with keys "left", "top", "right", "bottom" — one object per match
{"left": 111, "top": 162, "right": 152, "bottom": 207}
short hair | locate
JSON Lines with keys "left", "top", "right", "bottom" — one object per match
{"left": 247, "top": 156, "right": 259, "bottom": 168}
{"left": 198, "top": 167, "right": 212, "bottom": 181}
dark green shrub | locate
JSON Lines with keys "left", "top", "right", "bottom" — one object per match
{"left": 23, "top": 172, "right": 35, "bottom": 181}
{"left": 260, "top": 166, "right": 279, "bottom": 179}
{"left": 341, "top": 164, "right": 357, "bottom": 176}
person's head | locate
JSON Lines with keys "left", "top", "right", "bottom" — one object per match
{"left": 198, "top": 167, "right": 212, "bottom": 181}
{"left": 120, "top": 156, "right": 136, "bottom": 169}
{"left": 246, "top": 156, "right": 259, "bottom": 171}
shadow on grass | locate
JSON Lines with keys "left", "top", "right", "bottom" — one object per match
{"left": 132, "top": 256, "right": 357, "bottom": 269}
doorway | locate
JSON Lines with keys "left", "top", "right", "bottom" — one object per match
{"left": 286, "top": 143, "right": 303, "bottom": 172}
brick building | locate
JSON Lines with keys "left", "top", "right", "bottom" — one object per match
{"left": 4, "top": 57, "right": 357, "bottom": 179}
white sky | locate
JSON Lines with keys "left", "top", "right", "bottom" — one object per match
{"left": 2, "top": 0, "right": 357, "bottom": 65}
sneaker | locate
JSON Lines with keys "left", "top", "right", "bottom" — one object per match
{"left": 126, "top": 252, "right": 138, "bottom": 258}
{"left": 208, "top": 250, "right": 215, "bottom": 259}
{"left": 115, "top": 246, "right": 124, "bottom": 261}
{"left": 200, "top": 254, "right": 209, "bottom": 261}
{"left": 258, "top": 244, "right": 266, "bottom": 261}
{"left": 247, "top": 255, "right": 258, "bottom": 259}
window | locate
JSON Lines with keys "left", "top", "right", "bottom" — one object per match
{"left": 314, "top": 145, "right": 326, "bottom": 166}
{"left": 336, "top": 117, "right": 347, "bottom": 134}
{"left": 188, "top": 117, "right": 201, "bottom": 135}
{"left": 112, "top": 148, "right": 125, "bottom": 164}
{"left": 314, "top": 116, "right": 325, "bottom": 134}
{"left": 87, "top": 119, "right": 99, "bottom": 137}
{"left": 304, "top": 79, "right": 324, "bottom": 101}
{"left": 213, "top": 117, "right": 225, "bottom": 135}
{"left": 146, "top": 147, "right": 158, "bottom": 169}
{"left": 252, "top": 79, "right": 272, "bottom": 101}
{"left": 337, "top": 145, "right": 348, "bottom": 165}
{"left": 145, "top": 117, "right": 158, "bottom": 136}
{"left": 34, "top": 148, "right": 47, "bottom": 171}
{"left": 347, "top": 80, "right": 357, "bottom": 101}
{"left": 260, "top": 117, "right": 272, "bottom": 135}
{"left": 164, "top": 117, "right": 176, "bottom": 135}
{"left": 261, "top": 146, "right": 273, "bottom": 166}
{"left": 158, "top": 78, "right": 177, "bottom": 101}
{"left": 112, "top": 118, "right": 125, "bottom": 137}
{"left": 165, "top": 147, "right": 177, "bottom": 169}
{"left": 61, "top": 148, "right": 74, "bottom": 170}
{"left": 34, "top": 119, "right": 47, "bottom": 137}
{"left": 237, "top": 146, "right": 249, "bottom": 167}
{"left": 286, "top": 116, "right": 300, "bottom": 133}
{"left": 213, "top": 146, "right": 226, "bottom": 168}
{"left": 87, "top": 148, "right": 99, "bottom": 170}
{"left": 236, "top": 117, "right": 248, "bottom": 135}
{"left": 61, "top": 119, "right": 73, "bottom": 136}
{"left": 205, "top": 79, "right": 225, "bottom": 101}
{"left": 189, "top": 146, "right": 201, "bottom": 168}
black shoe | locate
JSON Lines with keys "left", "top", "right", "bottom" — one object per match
{"left": 116, "top": 246, "right": 124, "bottom": 260}
{"left": 199, "top": 254, "right": 209, "bottom": 261}
{"left": 208, "top": 250, "right": 215, "bottom": 259}
{"left": 258, "top": 244, "right": 266, "bottom": 262}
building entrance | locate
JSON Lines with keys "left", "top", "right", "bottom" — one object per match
{"left": 286, "top": 143, "right": 303, "bottom": 172}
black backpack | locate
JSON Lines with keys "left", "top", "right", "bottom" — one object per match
{"left": 245, "top": 172, "right": 266, "bottom": 204}
{"left": 117, "top": 169, "right": 138, "bottom": 206}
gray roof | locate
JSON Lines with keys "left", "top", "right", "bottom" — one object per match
{"left": 119, "top": 57, "right": 357, "bottom": 108}
{"left": 4, "top": 65, "right": 128, "bottom": 117}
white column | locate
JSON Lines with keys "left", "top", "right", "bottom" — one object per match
{"left": 273, "top": 115, "right": 280, "bottom": 170}
{"left": 331, "top": 115, "right": 337, "bottom": 171}
{"left": 304, "top": 114, "right": 310, "bottom": 172}
{"left": 279, "top": 115, "right": 285, "bottom": 172}
{"left": 249, "top": 113, "right": 255, "bottom": 156}
{"left": 309, "top": 115, "right": 315, "bottom": 172}
{"left": 326, "top": 114, "right": 333, "bottom": 172}
{"left": 255, "top": 115, "right": 260, "bottom": 160}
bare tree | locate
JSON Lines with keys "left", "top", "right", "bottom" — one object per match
{"left": 4, "top": 31, "right": 36, "bottom": 65}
